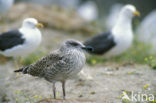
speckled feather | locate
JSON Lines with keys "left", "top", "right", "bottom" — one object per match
{"left": 21, "top": 47, "right": 86, "bottom": 82}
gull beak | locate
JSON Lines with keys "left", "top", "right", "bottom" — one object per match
{"left": 36, "top": 23, "right": 44, "bottom": 28}
{"left": 82, "top": 46, "right": 94, "bottom": 52}
{"left": 133, "top": 10, "right": 140, "bottom": 17}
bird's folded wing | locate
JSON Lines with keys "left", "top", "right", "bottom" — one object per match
{"left": 0, "top": 30, "right": 25, "bottom": 51}
{"left": 27, "top": 50, "right": 63, "bottom": 77}
{"left": 84, "top": 31, "right": 116, "bottom": 54}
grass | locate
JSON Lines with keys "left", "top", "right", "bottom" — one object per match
{"left": 87, "top": 37, "right": 156, "bottom": 69}
{"left": 14, "top": 90, "right": 43, "bottom": 103}
{"left": 21, "top": 49, "right": 47, "bottom": 66}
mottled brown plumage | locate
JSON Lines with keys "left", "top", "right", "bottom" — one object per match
{"left": 15, "top": 39, "right": 93, "bottom": 99}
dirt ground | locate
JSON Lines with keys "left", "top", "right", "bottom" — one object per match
{"left": 0, "top": 28, "right": 156, "bottom": 103}
{"left": 0, "top": 3, "right": 156, "bottom": 103}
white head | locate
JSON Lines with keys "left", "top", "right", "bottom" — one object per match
{"left": 22, "top": 18, "right": 43, "bottom": 29}
{"left": 120, "top": 4, "right": 140, "bottom": 18}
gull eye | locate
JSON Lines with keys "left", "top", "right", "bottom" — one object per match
{"left": 70, "top": 42, "right": 79, "bottom": 46}
{"left": 27, "top": 21, "right": 33, "bottom": 25}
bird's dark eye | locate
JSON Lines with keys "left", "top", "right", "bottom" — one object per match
{"left": 27, "top": 21, "right": 32, "bottom": 25}
{"left": 70, "top": 42, "right": 79, "bottom": 46}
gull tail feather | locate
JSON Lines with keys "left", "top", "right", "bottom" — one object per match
{"left": 14, "top": 66, "right": 29, "bottom": 74}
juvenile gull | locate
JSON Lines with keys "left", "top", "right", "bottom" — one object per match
{"left": 14, "top": 39, "right": 93, "bottom": 99}
{"left": 0, "top": 18, "right": 43, "bottom": 57}
{"left": 84, "top": 4, "right": 140, "bottom": 58}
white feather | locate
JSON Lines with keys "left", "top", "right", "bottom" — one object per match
{"left": 104, "top": 5, "right": 136, "bottom": 57}
{"left": 0, "top": 18, "right": 42, "bottom": 57}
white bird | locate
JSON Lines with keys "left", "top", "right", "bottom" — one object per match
{"left": 136, "top": 10, "right": 156, "bottom": 51}
{"left": 84, "top": 4, "right": 140, "bottom": 58}
{"left": 0, "top": 0, "right": 14, "bottom": 17}
{"left": 78, "top": 1, "right": 98, "bottom": 22}
{"left": 0, "top": 18, "right": 43, "bottom": 57}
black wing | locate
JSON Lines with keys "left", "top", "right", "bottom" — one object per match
{"left": 0, "top": 30, "right": 25, "bottom": 51}
{"left": 84, "top": 31, "right": 116, "bottom": 55}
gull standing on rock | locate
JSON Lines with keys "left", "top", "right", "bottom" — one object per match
{"left": 84, "top": 4, "right": 140, "bottom": 58}
{"left": 15, "top": 39, "right": 93, "bottom": 99}
{"left": 0, "top": 18, "right": 43, "bottom": 57}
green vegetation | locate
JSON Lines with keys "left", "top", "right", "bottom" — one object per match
{"left": 21, "top": 49, "right": 47, "bottom": 66}
{"left": 14, "top": 90, "right": 42, "bottom": 103}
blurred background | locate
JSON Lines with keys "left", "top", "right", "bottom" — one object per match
{"left": 16, "top": 0, "right": 156, "bottom": 18}
{"left": 15, "top": 0, "right": 156, "bottom": 18}
{"left": 0, "top": 0, "right": 156, "bottom": 103}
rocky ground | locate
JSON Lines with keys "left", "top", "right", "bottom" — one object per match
{"left": 0, "top": 3, "right": 156, "bottom": 103}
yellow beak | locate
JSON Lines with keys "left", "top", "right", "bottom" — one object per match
{"left": 133, "top": 10, "right": 140, "bottom": 17}
{"left": 36, "top": 23, "right": 44, "bottom": 28}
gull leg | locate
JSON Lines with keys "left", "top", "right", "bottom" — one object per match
{"left": 62, "top": 81, "right": 66, "bottom": 99}
{"left": 13, "top": 56, "right": 22, "bottom": 69}
{"left": 13, "top": 57, "right": 20, "bottom": 72}
{"left": 13, "top": 57, "right": 20, "bottom": 77}
{"left": 13, "top": 57, "right": 22, "bottom": 69}
{"left": 17, "top": 56, "right": 22, "bottom": 67}
{"left": 53, "top": 82, "right": 56, "bottom": 99}
{"left": 13, "top": 57, "right": 18, "bottom": 70}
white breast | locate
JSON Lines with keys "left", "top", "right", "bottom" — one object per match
{"left": 104, "top": 20, "right": 133, "bottom": 57}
